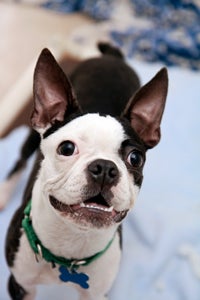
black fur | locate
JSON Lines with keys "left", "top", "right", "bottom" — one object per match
{"left": 97, "top": 42, "right": 124, "bottom": 59}
{"left": 8, "top": 275, "right": 27, "bottom": 300}
{"left": 70, "top": 55, "right": 140, "bottom": 116}
{"left": 5, "top": 152, "right": 42, "bottom": 267}
{"left": 119, "top": 119, "right": 146, "bottom": 187}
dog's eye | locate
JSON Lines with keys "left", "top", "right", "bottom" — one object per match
{"left": 57, "top": 141, "right": 78, "bottom": 156}
{"left": 127, "top": 150, "right": 144, "bottom": 168}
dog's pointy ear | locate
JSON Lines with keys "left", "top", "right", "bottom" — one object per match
{"left": 122, "top": 68, "right": 168, "bottom": 149}
{"left": 31, "top": 48, "right": 80, "bottom": 133}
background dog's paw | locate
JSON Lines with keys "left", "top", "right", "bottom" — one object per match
{"left": 0, "top": 171, "right": 22, "bottom": 210}
{"left": 0, "top": 180, "right": 13, "bottom": 211}
{"left": 0, "top": 181, "right": 13, "bottom": 210}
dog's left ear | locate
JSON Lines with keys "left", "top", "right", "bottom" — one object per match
{"left": 31, "top": 48, "right": 80, "bottom": 133}
{"left": 122, "top": 68, "right": 168, "bottom": 149}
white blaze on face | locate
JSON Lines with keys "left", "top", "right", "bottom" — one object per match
{"left": 39, "top": 114, "right": 139, "bottom": 211}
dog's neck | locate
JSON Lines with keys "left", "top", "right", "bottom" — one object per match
{"left": 31, "top": 176, "right": 118, "bottom": 260}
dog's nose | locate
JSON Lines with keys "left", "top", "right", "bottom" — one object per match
{"left": 88, "top": 159, "right": 119, "bottom": 186}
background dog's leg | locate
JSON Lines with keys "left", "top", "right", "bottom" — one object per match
{"left": 0, "top": 130, "right": 40, "bottom": 210}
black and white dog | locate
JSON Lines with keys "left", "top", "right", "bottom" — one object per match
{"left": 4, "top": 43, "right": 168, "bottom": 300}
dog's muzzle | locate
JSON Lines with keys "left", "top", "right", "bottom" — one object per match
{"left": 49, "top": 193, "right": 127, "bottom": 227}
{"left": 49, "top": 159, "right": 128, "bottom": 227}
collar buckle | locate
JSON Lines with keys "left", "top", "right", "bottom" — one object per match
{"left": 70, "top": 259, "right": 87, "bottom": 270}
{"left": 35, "top": 243, "right": 43, "bottom": 263}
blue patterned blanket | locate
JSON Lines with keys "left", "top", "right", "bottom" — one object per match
{"left": 41, "top": 0, "right": 200, "bottom": 70}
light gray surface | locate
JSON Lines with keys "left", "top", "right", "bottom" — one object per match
{"left": 0, "top": 60, "right": 200, "bottom": 299}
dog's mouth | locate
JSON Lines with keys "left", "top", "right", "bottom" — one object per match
{"left": 49, "top": 194, "right": 127, "bottom": 227}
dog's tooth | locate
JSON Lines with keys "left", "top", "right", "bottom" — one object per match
{"left": 81, "top": 203, "right": 113, "bottom": 213}
{"left": 91, "top": 205, "right": 99, "bottom": 210}
{"left": 107, "top": 206, "right": 114, "bottom": 212}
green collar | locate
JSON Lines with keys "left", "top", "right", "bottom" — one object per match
{"left": 22, "top": 200, "right": 115, "bottom": 270}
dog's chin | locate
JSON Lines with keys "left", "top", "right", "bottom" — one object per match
{"left": 49, "top": 195, "right": 128, "bottom": 228}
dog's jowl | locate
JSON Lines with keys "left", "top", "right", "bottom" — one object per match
{"left": 5, "top": 43, "right": 168, "bottom": 300}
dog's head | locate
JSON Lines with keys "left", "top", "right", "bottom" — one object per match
{"left": 31, "top": 48, "right": 168, "bottom": 228}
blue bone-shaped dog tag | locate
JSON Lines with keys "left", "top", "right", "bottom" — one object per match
{"left": 59, "top": 266, "right": 89, "bottom": 289}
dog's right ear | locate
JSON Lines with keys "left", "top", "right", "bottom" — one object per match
{"left": 122, "top": 68, "right": 168, "bottom": 149}
{"left": 31, "top": 48, "right": 80, "bottom": 134}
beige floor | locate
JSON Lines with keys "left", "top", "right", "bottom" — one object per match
{"left": 0, "top": 2, "right": 93, "bottom": 137}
